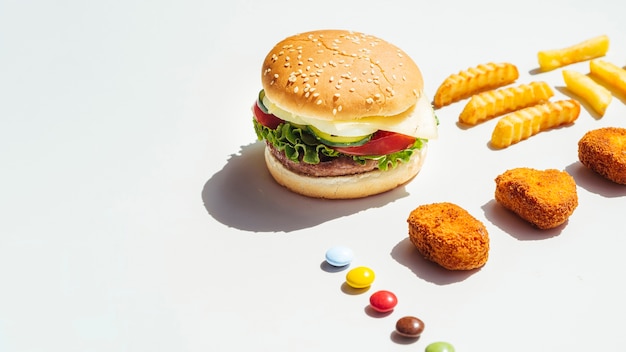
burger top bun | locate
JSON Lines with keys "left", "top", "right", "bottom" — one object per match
{"left": 261, "top": 29, "right": 424, "bottom": 121}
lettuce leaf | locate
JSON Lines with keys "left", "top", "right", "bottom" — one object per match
{"left": 253, "top": 119, "right": 426, "bottom": 171}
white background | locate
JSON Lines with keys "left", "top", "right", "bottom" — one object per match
{"left": 2, "top": 0, "right": 626, "bottom": 351}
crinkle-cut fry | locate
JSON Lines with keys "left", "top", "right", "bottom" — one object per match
{"left": 433, "top": 62, "right": 519, "bottom": 108}
{"left": 491, "top": 99, "right": 581, "bottom": 149}
{"left": 562, "top": 69, "right": 612, "bottom": 116}
{"left": 459, "top": 81, "right": 554, "bottom": 125}
{"left": 537, "top": 35, "right": 609, "bottom": 72}
{"left": 590, "top": 59, "right": 626, "bottom": 97}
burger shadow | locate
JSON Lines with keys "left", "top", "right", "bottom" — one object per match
{"left": 565, "top": 161, "right": 626, "bottom": 198}
{"left": 481, "top": 199, "right": 564, "bottom": 241}
{"left": 390, "top": 237, "right": 480, "bottom": 285}
{"left": 201, "top": 141, "right": 409, "bottom": 233}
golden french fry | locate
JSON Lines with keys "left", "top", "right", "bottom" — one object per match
{"left": 538, "top": 35, "right": 609, "bottom": 71}
{"left": 459, "top": 81, "right": 554, "bottom": 125}
{"left": 590, "top": 59, "right": 626, "bottom": 97}
{"left": 433, "top": 62, "right": 519, "bottom": 108}
{"left": 562, "top": 69, "right": 612, "bottom": 116}
{"left": 491, "top": 99, "right": 580, "bottom": 149}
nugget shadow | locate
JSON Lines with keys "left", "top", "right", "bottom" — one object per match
{"left": 201, "top": 142, "right": 408, "bottom": 232}
{"left": 565, "top": 161, "right": 626, "bottom": 198}
{"left": 390, "top": 237, "right": 478, "bottom": 285}
{"left": 481, "top": 199, "right": 563, "bottom": 240}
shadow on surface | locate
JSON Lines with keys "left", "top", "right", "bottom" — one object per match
{"left": 565, "top": 161, "right": 626, "bottom": 198}
{"left": 202, "top": 142, "right": 409, "bottom": 233}
{"left": 481, "top": 199, "right": 563, "bottom": 240}
{"left": 390, "top": 237, "right": 479, "bottom": 285}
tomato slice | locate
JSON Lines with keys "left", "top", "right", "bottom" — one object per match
{"left": 333, "top": 131, "right": 416, "bottom": 156}
{"left": 253, "top": 101, "right": 284, "bottom": 130}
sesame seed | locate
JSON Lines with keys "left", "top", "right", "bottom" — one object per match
{"left": 294, "top": 86, "right": 299, "bottom": 93}
{"left": 317, "top": 99, "right": 323, "bottom": 105}
{"left": 349, "top": 88, "right": 355, "bottom": 92}
{"left": 366, "top": 97, "right": 374, "bottom": 104}
{"left": 334, "top": 93, "right": 340, "bottom": 98}
{"left": 333, "top": 108, "right": 337, "bottom": 115}
{"left": 337, "top": 105, "right": 343, "bottom": 112}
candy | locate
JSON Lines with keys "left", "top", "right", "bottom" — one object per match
{"left": 325, "top": 246, "right": 354, "bottom": 267}
{"left": 345, "top": 266, "right": 375, "bottom": 288}
{"left": 425, "top": 341, "right": 455, "bottom": 352}
{"left": 369, "top": 290, "right": 398, "bottom": 312}
{"left": 395, "top": 316, "right": 425, "bottom": 338}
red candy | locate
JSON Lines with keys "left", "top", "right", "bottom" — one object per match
{"left": 369, "top": 290, "right": 398, "bottom": 312}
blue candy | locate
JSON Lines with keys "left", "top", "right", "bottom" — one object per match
{"left": 325, "top": 246, "right": 354, "bottom": 267}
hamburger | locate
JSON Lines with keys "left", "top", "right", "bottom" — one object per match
{"left": 252, "top": 29, "right": 438, "bottom": 199}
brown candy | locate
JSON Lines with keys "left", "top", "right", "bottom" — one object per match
{"left": 395, "top": 316, "right": 425, "bottom": 338}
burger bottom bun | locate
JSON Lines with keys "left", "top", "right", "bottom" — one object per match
{"left": 264, "top": 145, "right": 428, "bottom": 199}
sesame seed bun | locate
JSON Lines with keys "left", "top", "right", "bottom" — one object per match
{"left": 261, "top": 29, "right": 424, "bottom": 121}
{"left": 264, "top": 144, "right": 428, "bottom": 199}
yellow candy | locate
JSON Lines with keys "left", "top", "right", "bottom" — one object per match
{"left": 345, "top": 266, "right": 375, "bottom": 288}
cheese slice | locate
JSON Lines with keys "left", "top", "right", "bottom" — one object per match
{"left": 262, "top": 93, "right": 438, "bottom": 139}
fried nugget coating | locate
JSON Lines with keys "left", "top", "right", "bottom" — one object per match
{"left": 578, "top": 127, "right": 626, "bottom": 185}
{"left": 495, "top": 168, "right": 578, "bottom": 229}
{"left": 407, "top": 202, "right": 489, "bottom": 270}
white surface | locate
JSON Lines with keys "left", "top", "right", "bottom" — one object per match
{"left": 2, "top": 0, "right": 626, "bottom": 351}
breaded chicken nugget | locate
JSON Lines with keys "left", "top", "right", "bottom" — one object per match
{"left": 407, "top": 202, "right": 489, "bottom": 270}
{"left": 495, "top": 168, "right": 578, "bottom": 229}
{"left": 578, "top": 127, "right": 626, "bottom": 185}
